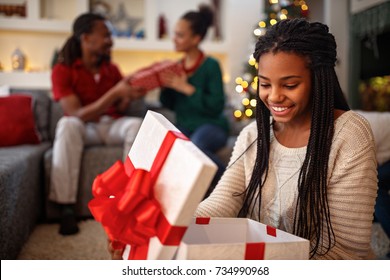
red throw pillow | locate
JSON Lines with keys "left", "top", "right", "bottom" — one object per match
{"left": 0, "top": 95, "right": 40, "bottom": 147}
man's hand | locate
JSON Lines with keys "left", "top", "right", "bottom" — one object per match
{"left": 113, "top": 78, "right": 146, "bottom": 99}
{"left": 115, "top": 85, "right": 146, "bottom": 113}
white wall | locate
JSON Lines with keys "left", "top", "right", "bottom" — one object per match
{"left": 324, "top": 0, "right": 350, "bottom": 96}
{"left": 223, "top": 0, "right": 262, "bottom": 106}
{"left": 350, "top": 0, "right": 389, "bottom": 14}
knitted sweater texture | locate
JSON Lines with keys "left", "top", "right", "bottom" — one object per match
{"left": 195, "top": 111, "right": 378, "bottom": 259}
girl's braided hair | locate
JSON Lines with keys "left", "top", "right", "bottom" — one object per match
{"left": 237, "top": 18, "right": 350, "bottom": 258}
{"left": 57, "top": 13, "right": 106, "bottom": 66}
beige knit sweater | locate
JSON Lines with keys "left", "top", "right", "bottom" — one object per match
{"left": 195, "top": 111, "right": 378, "bottom": 260}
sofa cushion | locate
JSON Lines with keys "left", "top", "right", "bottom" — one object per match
{"left": 0, "top": 95, "right": 40, "bottom": 147}
{"left": 11, "top": 90, "right": 52, "bottom": 142}
{"left": 355, "top": 110, "right": 390, "bottom": 166}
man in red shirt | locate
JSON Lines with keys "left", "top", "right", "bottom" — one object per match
{"left": 50, "top": 13, "right": 145, "bottom": 235}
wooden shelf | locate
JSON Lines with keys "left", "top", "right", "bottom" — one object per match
{"left": 0, "top": 17, "right": 71, "bottom": 33}
{"left": 113, "top": 37, "right": 228, "bottom": 53}
{"left": 0, "top": 71, "right": 51, "bottom": 90}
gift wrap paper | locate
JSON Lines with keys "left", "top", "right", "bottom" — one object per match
{"left": 129, "top": 61, "right": 183, "bottom": 91}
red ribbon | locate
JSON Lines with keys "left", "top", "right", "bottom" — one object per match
{"left": 88, "top": 130, "right": 189, "bottom": 259}
{"left": 194, "top": 217, "right": 278, "bottom": 260}
{"left": 245, "top": 225, "right": 277, "bottom": 259}
{"left": 245, "top": 243, "right": 265, "bottom": 260}
{"left": 195, "top": 217, "right": 211, "bottom": 224}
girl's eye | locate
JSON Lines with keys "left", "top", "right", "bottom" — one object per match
{"left": 260, "top": 84, "right": 270, "bottom": 88}
{"left": 285, "top": 84, "right": 297, "bottom": 89}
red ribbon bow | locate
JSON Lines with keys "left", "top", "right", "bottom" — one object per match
{"left": 88, "top": 130, "right": 188, "bottom": 259}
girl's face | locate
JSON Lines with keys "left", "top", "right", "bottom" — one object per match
{"left": 258, "top": 51, "right": 312, "bottom": 126}
{"left": 173, "top": 19, "right": 200, "bottom": 52}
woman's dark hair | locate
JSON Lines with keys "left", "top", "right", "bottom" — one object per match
{"left": 181, "top": 4, "right": 214, "bottom": 40}
{"left": 57, "top": 13, "right": 106, "bottom": 66}
{"left": 237, "top": 18, "right": 350, "bottom": 258}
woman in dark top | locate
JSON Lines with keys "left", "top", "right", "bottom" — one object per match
{"left": 159, "top": 5, "right": 229, "bottom": 193}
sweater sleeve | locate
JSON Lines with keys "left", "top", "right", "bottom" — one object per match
{"left": 315, "top": 112, "right": 378, "bottom": 260}
{"left": 195, "top": 122, "right": 257, "bottom": 217}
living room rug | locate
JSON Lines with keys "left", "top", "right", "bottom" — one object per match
{"left": 17, "top": 220, "right": 389, "bottom": 260}
{"left": 17, "top": 219, "right": 110, "bottom": 260}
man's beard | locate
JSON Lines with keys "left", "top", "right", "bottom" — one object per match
{"left": 96, "top": 53, "right": 111, "bottom": 66}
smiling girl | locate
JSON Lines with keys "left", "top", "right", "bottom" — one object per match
{"left": 195, "top": 18, "right": 378, "bottom": 259}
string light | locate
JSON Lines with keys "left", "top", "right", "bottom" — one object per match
{"left": 251, "top": 81, "right": 257, "bottom": 91}
{"left": 254, "top": 28, "right": 262, "bottom": 36}
{"left": 235, "top": 85, "right": 244, "bottom": 93}
{"left": 248, "top": 55, "right": 256, "bottom": 66}
{"left": 259, "top": 21, "right": 266, "bottom": 28}
{"left": 234, "top": 110, "right": 243, "bottom": 118}
{"left": 245, "top": 109, "right": 253, "bottom": 117}
{"left": 279, "top": 13, "right": 287, "bottom": 20}
{"left": 242, "top": 98, "right": 250, "bottom": 106}
{"left": 250, "top": 99, "right": 257, "bottom": 107}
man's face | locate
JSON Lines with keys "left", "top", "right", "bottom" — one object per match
{"left": 83, "top": 20, "right": 113, "bottom": 62}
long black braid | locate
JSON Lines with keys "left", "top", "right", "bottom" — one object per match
{"left": 57, "top": 13, "right": 106, "bottom": 66}
{"left": 237, "top": 18, "right": 350, "bottom": 258}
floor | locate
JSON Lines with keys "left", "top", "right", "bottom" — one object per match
{"left": 17, "top": 220, "right": 390, "bottom": 260}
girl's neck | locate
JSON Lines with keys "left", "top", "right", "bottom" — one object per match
{"left": 273, "top": 117, "right": 312, "bottom": 148}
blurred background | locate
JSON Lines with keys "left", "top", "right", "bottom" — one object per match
{"left": 0, "top": 0, "right": 389, "bottom": 121}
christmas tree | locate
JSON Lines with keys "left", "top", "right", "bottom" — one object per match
{"left": 233, "top": 0, "right": 309, "bottom": 121}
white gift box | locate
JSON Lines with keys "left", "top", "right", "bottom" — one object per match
{"left": 175, "top": 217, "right": 310, "bottom": 260}
{"left": 120, "top": 110, "right": 218, "bottom": 260}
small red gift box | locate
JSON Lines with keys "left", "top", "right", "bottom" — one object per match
{"left": 129, "top": 60, "right": 183, "bottom": 91}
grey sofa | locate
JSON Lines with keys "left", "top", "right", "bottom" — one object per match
{"left": 0, "top": 91, "right": 53, "bottom": 260}
{"left": 0, "top": 90, "right": 147, "bottom": 259}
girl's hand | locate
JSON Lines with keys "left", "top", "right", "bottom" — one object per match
{"left": 107, "top": 239, "right": 124, "bottom": 260}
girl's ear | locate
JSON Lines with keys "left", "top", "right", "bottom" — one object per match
{"left": 192, "top": 34, "right": 202, "bottom": 46}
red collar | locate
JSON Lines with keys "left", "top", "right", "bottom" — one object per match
{"left": 181, "top": 52, "right": 205, "bottom": 74}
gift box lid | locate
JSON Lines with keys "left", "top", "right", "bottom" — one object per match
{"left": 120, "top": 110, "right": 218, "bottom": 259}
